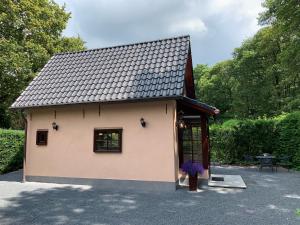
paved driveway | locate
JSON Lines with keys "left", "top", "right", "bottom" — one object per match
{"left": 0, "top": 167, "right": 299, "bottom": 225}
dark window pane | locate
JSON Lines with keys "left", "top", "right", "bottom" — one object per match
{"left": 192, "top": 126, "right": 200, "bottom": 139}
{"left": 110, "top": 140, "right": 119, "bottom": 148}
{"left": 36, "top": 130, "right": 48, "bottom": 146}
{"left": 180, "top": 125, "right": 202, "bottom": 164}
{"left": 194, "top": 140, "right": 201, "bottom": 149}
{"left": 97, "top": 132, "right": 105, "bottom": 140}
{"left": 111, "top": 133, "right": 119, "bottom": 141}
{"left": 96, "top": 140, "right": 107, "bottom": 149}
{"left": 94, "top": 129, "right": 122, "bottom": 153}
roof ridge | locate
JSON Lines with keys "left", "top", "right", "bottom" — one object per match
{"left": 55, "top": 34, "right": 190, "bottom": 56}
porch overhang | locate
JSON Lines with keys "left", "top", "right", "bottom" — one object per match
{"left": 178, "top": 97, "right": 220, "bottom": 116}
{"left": 176, "top": 97, "right": 219, "bottom": 178}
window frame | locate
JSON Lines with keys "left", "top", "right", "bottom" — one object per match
{"left": 36, "top": 130, "right": 48, "bottom": 146}
{"left": 93, "top": 128, "right": 123, "bottom": 153}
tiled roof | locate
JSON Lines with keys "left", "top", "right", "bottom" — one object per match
{"left": 11, "top": 35, "right": 191, "bottom": 108}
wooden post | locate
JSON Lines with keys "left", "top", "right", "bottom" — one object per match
{"left": 201, "top": 115, "right": 209, "bottom": 170}
{"left": 178, "top": 128, "right": 183, "bottom": 167}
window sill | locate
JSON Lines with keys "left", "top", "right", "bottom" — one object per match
{"left": 94, "top": 150, "right": 122, "bottom": 153}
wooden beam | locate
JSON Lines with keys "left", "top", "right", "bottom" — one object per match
{"left": 201, "top": 115, "right": 209, "bottom": 170}
{"left": 184, "top": 51, "right": 196, "bottom": 99}
{"left": 178, "top": 128, "right": 184, "bottom": 167}
{"left": 180, "top": 100, "right": 216, "bottom": 116}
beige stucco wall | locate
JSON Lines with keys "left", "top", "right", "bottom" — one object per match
{"left": 25, "top": 100, "right": 178, "bottom": 182}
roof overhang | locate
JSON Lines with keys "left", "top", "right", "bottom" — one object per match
{"left": 178, "top": 96, "right": 220, "bottom": 116}
{"left": 10, "top": 96, "right": 179, "bottom": 110}
{"left": 11, "top": 95, "right": 220, "bottom": 116}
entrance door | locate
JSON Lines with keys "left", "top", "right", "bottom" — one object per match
{"left": 178, "top": 124, "right": 202, "bottom": 167}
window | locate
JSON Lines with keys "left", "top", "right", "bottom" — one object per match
{"left": 180, "top": 125, "right": 202, "bottom": 166}
{"left": 94, "top": 129, "right": 122, "bottom": 153}
{"left": 36, "top": 130, "right": 48, "bottom": 146}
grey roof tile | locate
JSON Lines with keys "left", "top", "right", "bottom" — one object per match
{"left": 11, "top": 35, "right": 190, "bottom": 108}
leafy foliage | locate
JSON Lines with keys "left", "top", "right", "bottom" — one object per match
{"left": 211, "top": 119, "right": 276, "bottom": 164}
{"left": 275, "top": 112, "right": 300, "bottom": 169}
{"left": 0, "top": 0, "right": 86, "bottom": 129}
{"left": 296, "top": 209, "right": 300, "bottom": 217}
{"left": 0, "top": 129, "right": 24, "bottom": 174}
{"left": 194, "top": 0, "right": 300, "bottom": 118}
{"left": 210, "top": 111, "right": 300, "bottom": 170}
{"left": 259, "top": 0, "right": 300, "bottom": 78}
{"left": 210, "top": 127, "right": 236, "bottom": 164}
{"left": 195, "top": 60, "right": 235, "bottom": 117}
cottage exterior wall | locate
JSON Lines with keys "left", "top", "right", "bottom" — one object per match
{"left": 25, "top": 100, "right": 178, "bottom": 183}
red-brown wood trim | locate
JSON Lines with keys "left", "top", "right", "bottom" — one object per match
{"left": 178, "top": 128, "right": 184, "bottom": 167}
{"left": 184, "top": 51, "right": 196, "bottom": 99}
{"left": 180, "top": 100, "right": 216, "bottom": 116}
{"left": 201, "top": 114, "right": 209, "bottom": 170}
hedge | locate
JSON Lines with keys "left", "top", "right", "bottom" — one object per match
{"left": 210, "top": 111, "right": 300, "bottom": 170}
{"left": 0, "top": 129, "right": 24, "bottom": 174}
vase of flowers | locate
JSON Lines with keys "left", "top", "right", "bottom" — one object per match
{"left": 181, "top": 160, "right": 204, "bottom": 191}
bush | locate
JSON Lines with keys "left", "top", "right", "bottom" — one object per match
{"left": 0, "top": 129, "right": 24, "bottom": 174}
{"left": 210, "top": 111, "right": 300, "bottom": 170}
{"left": 221, "top": 119, "right": 240, "bottom": 128}
{"left": 234, "top": 119, "right": 277, "bottom": 159}
{"left": 210, "top": 127, "right": 236, "bottom": 164}
{"left": 275, "top": 112, "right": 300, "bottom": 160}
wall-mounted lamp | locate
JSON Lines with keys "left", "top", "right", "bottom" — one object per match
{"left": 177, "top": 119, "right": 186, "bottom": 129}
{"left": 52, "top": 122, "right": 59, "bottom": 131}
{"left": 176, "top": 111, "right": 186, "bottom": 129}
{"left": 140, "top": 118, "right": 146, "bottom": 128}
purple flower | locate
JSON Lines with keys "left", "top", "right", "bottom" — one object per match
{"left": 181, "top": 160, "right": 204, "bottom": 176}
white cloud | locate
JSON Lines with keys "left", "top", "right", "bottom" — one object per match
{"left": 55, "top": 0, "right": 264, "bottom": 65}
{"left": 169, "top": 18, "right": 207, "bottom": 35}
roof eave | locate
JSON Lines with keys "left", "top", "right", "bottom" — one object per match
{"left": 179, "top": 96, "right": 220, "bottom": 116}
{"left": 10, "top": 96, "right": 220, "bottom": 116}
{"left": 10, "top": 95, "right": 182, "bottom": 110}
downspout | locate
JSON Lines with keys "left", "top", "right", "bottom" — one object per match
{"left": 22, "top": 111, "right": 27, "bottom": 183}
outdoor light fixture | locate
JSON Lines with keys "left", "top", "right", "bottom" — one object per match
{"left": 176, "top": 111, "right": 186, "bottom": 129}
{"left": 52, "top": 122, "right": 59, "bottom": 131}
{"left": 177, "top": 119, "right": 186, "bottom": 129}
{"left": 140, "top": 118, "right": 146, "bottom": 127}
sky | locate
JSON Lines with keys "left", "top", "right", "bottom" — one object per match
{"left": 54, "top": 0, "right": 264, "bottom": 65}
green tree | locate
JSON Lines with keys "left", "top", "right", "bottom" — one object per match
{"left": 0, "top": 40, "right": 32, "bottom": 128}
{"left": 0, "top": 0, "right": 86, "bottom": 129}
{"left": 195, "top": 61, "right": 235, "bottom": 117}
{"left": 193, "top": 64, "right": 209, "bottom": 100}
{"left": 231, "top": 28, "right": 278, "bottom": 118}
{"left": 259, "top": 0, "right": 300, "bottom": 112}
{"left": 195, "top": 0, "right": 300, "bottom": 118}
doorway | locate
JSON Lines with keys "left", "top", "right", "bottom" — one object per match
{"left": 178, "top": 123, "right": 202, "bottom": 167}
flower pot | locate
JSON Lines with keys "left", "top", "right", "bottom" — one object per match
{"left": 188, "top": 173, "right": 198, "bottom": 191}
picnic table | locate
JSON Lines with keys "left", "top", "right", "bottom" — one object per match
{"left": 256, "top": 155, "right": 277, "bottom": 172}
